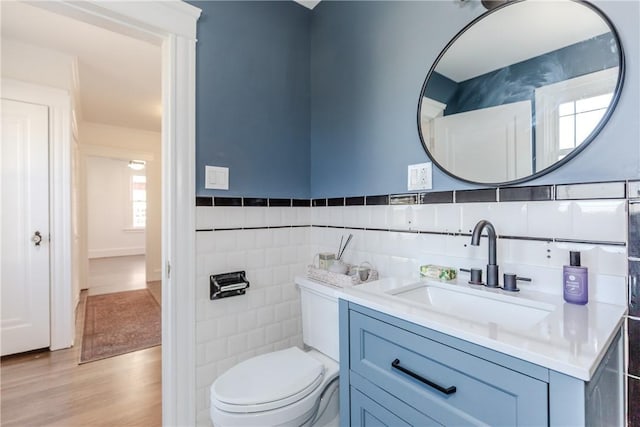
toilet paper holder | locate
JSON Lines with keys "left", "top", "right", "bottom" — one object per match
{"left": 210, "top": 271, "right": 250, "bottom": 300}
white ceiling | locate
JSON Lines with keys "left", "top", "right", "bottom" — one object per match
{"left": 437, "top": 1, "right": 611, "bottom": 82}
{"left": 293, "top": 0, "right": 321, "bottom": 10}
{"left": 1, "top": 0, "right": 610, "bottom": 129}
{"left": 1, "top": 1, "right": 161, "bottom": 132}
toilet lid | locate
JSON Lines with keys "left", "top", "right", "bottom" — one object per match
{"left": 211, "top": 347, "right": 325, "bottom": 413}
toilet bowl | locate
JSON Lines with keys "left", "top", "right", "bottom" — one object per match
{"left": 210, "top": 279, "right": 341, "bottom": 427}
{"left": 210, "top": 347, "right": 339, "bottom": 427}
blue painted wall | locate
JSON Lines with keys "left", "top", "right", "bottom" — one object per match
{"left": 192, "top": 1, "right": 311, "bottom": 197}
{"left": 309, "top": 0, "right": 639, "bottom": 197}
{"left": 190, "top": 1, "right": 639, "bottom": 198}
{"left": 310, "top": 1, "right": 478, "bottom": 197}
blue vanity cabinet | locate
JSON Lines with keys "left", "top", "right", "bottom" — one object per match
{"left": 339, "top": 300, "right": 623, "bottom": 427}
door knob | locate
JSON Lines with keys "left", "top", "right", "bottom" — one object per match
{"left": 32, "top": 231, "right": 42, "bottom": 246}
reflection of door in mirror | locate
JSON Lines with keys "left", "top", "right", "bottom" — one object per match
{"left": 535, "top": 67, "right": 618, "bottom": 172}
{"left": 432, "top": 101, "right": 532, "bottom": 183}
{"left": 420, "top": 97, "right": 447, "bottom": 153}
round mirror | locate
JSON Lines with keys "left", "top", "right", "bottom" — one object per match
{"left": 418, "top": 0, "right": 624, "bottom": 185}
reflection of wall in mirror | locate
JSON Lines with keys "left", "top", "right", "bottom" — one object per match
{"left": 420, "top": 97, "right": 446, "bottom": 153}
{"left": 425, "top": 32, "right": 618, "bottom": 116}
{"left": 432, "top": 101, "right": 532, "bottom": 183}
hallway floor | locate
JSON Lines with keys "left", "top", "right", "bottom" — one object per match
{"left": 88, "top": 255, "right": 161, "bottom": 304}
{"left": 0, "top": 256, "right": 162, "bottom": 426}
{"left": 88, "top": 254, "right": 147, "bottom": 296}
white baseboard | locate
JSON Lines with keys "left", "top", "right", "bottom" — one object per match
{"left": 88, "top": 247, "right": 145, "bottom": 258}
{"left": 147, "top": 268, "right": 162, "bottom": 282}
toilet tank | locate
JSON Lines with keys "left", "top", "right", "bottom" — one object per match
{"left": 297, "top": 278, "right": 340, "bottom": 361}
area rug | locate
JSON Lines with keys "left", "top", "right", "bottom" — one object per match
{"left": 80, "top": 289, "right": 161, "bottom": 363}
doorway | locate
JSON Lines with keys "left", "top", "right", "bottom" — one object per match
{"left": 2, "top": 0, "right": 162, "bottom": 332}
{"left": 86, "top": 156, "right": 148, "bottom": 295}
{"left": 0, "top": 1, "right": 199, "bottom": 424}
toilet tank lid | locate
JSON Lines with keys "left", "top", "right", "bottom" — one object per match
{"left": 211, "top": 347, "right": 325, "bottom": 407}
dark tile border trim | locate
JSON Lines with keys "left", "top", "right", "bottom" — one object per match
{"left": 293, "top": 199, "right": 311, "bottom": 207}
{"left": 194, "top": 224, "right": 625, "bottom": 247}
{"left": 214, "top": 197, "right": 242, "bottom": 207}
{"left": 269, "top": 198, "right": 291, "bottom": 207}
{"left": 499, "top": 186, "right": 553, "bottom": 202}
{"left": 199, "top": 225, "right": 310, "bottom": 232}
{"left": 243, "top": 198, "right": 267, "bottom": 207}
{"left": 327, "top": 197, "right": 345, "bottom": 206}
{"left": 554, "top": 238, "right": 626, "bottom": 247}
{"left": 419, "top": 230, "right": 455, "bottom": 236}
{"left": 499, "top": 235, "right": 553, "bottom": 242}
{"left": 628, "top": 376, "right": 640, "bottom": 427}
{"left": 420, "top": 191, "right": 454, "bottom": 204}
{"left": 196, "top": 196, "right": 213, "bottom": 206}
{"left": 629, "top": 318, "right": 640, "bottom": 377}
{"left": 209, "top": 227, "right": 244, "bottom": 231}
{"left": 366, "top": 195, "right": 389, "bottom": 205}
{"left": 345, "top": 196, "right": 365, "bottom": 206}
{"left": 197, "top": 180, "right": 629, "bottom": 207}
{"left": 630, "top": 260, "right": 640, "bottom": 318}
{"left": 455, "top": 188, "right": 497, "bottom": 203}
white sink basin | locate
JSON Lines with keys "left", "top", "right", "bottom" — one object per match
{"left": 387, "top": 281, "right": 554, "bottom": 331}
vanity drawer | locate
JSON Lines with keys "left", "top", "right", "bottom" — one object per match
{"left": 349, "top": 310, "right": 548, "bottom": 426}
{"left": 350, "top": 370, "right": 441, "bottom": 426}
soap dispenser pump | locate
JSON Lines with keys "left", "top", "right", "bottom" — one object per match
{"left": 563, "top": 251, "right": 588, "bottom": 305}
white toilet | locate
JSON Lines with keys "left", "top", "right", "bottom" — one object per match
{"left": 210, "top": 279, "right": 341, "bottom": 427}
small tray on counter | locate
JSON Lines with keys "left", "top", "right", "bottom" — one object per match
{"left": 307, "top": 264, "right": 379, "bottom": 287}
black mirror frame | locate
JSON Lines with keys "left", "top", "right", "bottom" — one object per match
{"left": 417, "top": 0, "right": 625, "bottom": 187}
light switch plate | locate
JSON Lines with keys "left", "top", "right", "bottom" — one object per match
{"left": 205, "top": 165, "right": 229, "bottom": 190}
{"left": 407, "top": 162, "right": 432, "bottom": 191}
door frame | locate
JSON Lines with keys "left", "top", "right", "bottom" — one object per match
{"left": 24, "top": 1, "right": 201, "bottom": 425}
{"left": 2, "top": 79, "right": 73, "bottom": 352}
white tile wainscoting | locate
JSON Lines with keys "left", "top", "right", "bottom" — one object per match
{"left": 194, "top": 187, "right": 630, "bottom": 425}
{"left": 309, "top": 200, "right": 627, "bottom": 306}
{"left": 195, "top": 209, "right": 310, "bottom": 425}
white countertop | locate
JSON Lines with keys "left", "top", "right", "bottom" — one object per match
{"left": 295, "top": 275, "right": 626, "bottom": 381}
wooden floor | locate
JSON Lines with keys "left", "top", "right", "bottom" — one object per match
{"left": 1, "top": 256, "right": 162, "bottom": 426}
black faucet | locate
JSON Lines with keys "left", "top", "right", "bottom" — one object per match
{"left": 470, "top": 220, "right": 499, "bottom": 288}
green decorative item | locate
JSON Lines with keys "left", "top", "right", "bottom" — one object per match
{"left": 420, "top": 264, "right": 457, "bottom": 281}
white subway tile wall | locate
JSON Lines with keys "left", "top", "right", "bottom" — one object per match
{"left": 194, "top": 198, "right": 627, "bottom": 425}
{"left": 309, "top": 201, "right": 627, "bottom": 305}
{"left": 195, "top": 207, "right": 310, "bottom": 425}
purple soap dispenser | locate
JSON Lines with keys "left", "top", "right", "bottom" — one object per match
{"left": 563, "top": 251, "right": 588, "bottom": 305}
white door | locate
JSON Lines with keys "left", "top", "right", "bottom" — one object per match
{"left": 433, "top": 101, "right": 532, "bottom": 182}
{"left": 1, "top": 98, "right": 51, "bottom": 356}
